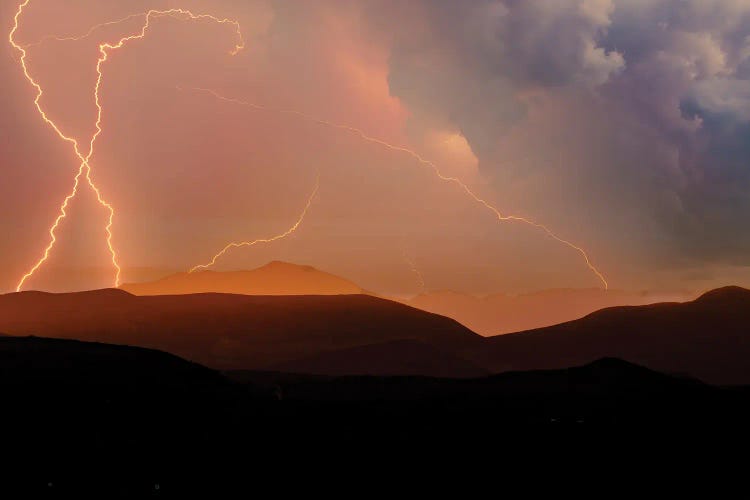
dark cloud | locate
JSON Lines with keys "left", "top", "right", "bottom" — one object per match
{"left": 368, "top": 0, "right": 623, "bottom": 157}
{"left": 365, "top": 0, "right": 750, "bottom": 268}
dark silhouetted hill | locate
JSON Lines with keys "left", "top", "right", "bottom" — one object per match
{"left": 1, "top": 335, "right": 265, "bottom": 494}
{"left": 471, "top": 286, "right": 750, "bottom": 385}
{"left": 3, "top": 335, "right": 750, "bottom": 494}
{"left": 4, "top": 286, "right": 750, "bottom": 383}
{"left": 0, "top": 335, "right": 239, "bottom": 398}
{"left": 0, "top": 289, "right": 481, "bottom": 375}
{"left": 120, "top": 260, "right": 364, "bottom": 296}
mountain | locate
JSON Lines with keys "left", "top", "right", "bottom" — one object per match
{"left": 0, "top": 335, "right": 238, "bottom": 397}
{"left": 0, "top": 289, "right": 481, "bottom": 375}
{"left": 470, "top": 286, "right": 750, "bottom": 385}
{"left": 0, "top": 335, "right": 267, "bottom": 494}
{"left": 407, "top": 288, "right": 694, "bottom": 335}
{"left": 119, "top": 260, "right": 364, "bottom": 296}
{"left": 3, "top": 286, "right": 750, "bottom": 383}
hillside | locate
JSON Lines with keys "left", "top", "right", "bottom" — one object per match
{"left": 471, "top": 286, "right": 750, "bottom": 385}
{"left": 3, "top": 286, "right": 750, "bottom": 383}
{"left": 0, "top": 335, "right": 238, "bottom": 397}
{"left": 0, "top": 289, "right": 481, "bottom": 375}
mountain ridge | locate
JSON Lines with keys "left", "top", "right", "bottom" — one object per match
{"left": 3, "top": 285, "right": 750, "bottom": 383}
{"left": 471, "top": 285, "right": 750, "bottom": 384}
{"left": 0, "top": 288, "right": 482, "bottom": 376}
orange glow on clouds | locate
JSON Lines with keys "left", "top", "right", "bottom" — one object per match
{"left": 428, "top": 131, "right": 480, "bottom": 177}
{"left": 6, "top": 1, "right": 609, "bottom": 293}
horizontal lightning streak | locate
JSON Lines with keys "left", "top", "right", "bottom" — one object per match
{"left": 23, "top": 9, "right": 244, "bottom": 53}
{"left": 21, "top": 12, "right": 146, "bottom": 49}
{"left": 182, "top": 87, "right": 609, "bottom": 289}
{"left": 189, "top": 175, "right": 320, "bottom": 273}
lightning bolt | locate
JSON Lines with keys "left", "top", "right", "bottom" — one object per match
{"left": 182, "top": 87, "right": 609, "bottom": 290}
{"left": 20, "top": 9, "right": 229, "bottom": 49}
{"left": 189, "top": 175, "right": 320, "bottom": 273}
{"left": 11, "top": 2, "right": 607, "bottom": 290}
{"left": 20, "top": 12, "right": 147, "bottom": 49}
{"left": 9, "top": 1, "right": 244, "bottom": 291}
{"left": 403, "top": 251, "right": 426, "bottom": 293}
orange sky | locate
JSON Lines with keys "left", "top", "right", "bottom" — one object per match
{"left": 2, "top": 0, "right": 749, "bottom": 296}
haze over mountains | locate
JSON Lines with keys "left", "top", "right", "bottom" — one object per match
{"left": 2, "top": 285, "right": 750, "bottom": 383}
{"left": 120, "top": 261, "right": 364, "bottom": 296}
{"left": 119, "top": 260, "right": 693, "bottom": 335}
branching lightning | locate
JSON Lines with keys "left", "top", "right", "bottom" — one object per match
{"left": 188, "top": 175, "right": 320, "bottom": 273}
{"left": 9, "top": 1, "right": 607, "bottom": 291}
{"left": 182, "top": 87, "right": 609, "bottom": 289}
{"left": 9, "top": 1, "right": 244, "bottom": 291}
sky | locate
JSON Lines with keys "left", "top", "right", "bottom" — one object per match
{"left": 2, "top": 0, "right": 750, "bottom": 296}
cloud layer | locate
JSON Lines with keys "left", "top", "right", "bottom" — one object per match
{"left": 3, "top": 0, "right": 750, "bottom": 293}
{"left": 369, "top": 0, "right": 750, "bottom": 270}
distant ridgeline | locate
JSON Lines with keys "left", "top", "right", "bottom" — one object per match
{"left": 0, "top": 286, "right": 749, "bottom": 384}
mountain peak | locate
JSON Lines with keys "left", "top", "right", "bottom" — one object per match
{"left": 259, "top": 260, "right": 316, "bottom": 272}
{"left": 120, "top": 261, "right": 363, "bottom": 296}
{"left": 694, "top": 286, "right": 750, "bottom": 304}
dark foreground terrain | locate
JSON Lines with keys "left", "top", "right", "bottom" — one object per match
{"left": 2, "top": 336, "right": 749, "bottom": 495}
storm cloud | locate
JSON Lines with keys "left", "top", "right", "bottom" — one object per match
{"left": 4, "top": 0, "right": 750, "bottom": 293}
{"left": 364, "top": 0, "right": 750, "bottom": 267}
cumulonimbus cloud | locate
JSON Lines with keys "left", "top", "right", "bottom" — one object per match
{"left": 363, "top": 0, "right": 750, "bottom": 267}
